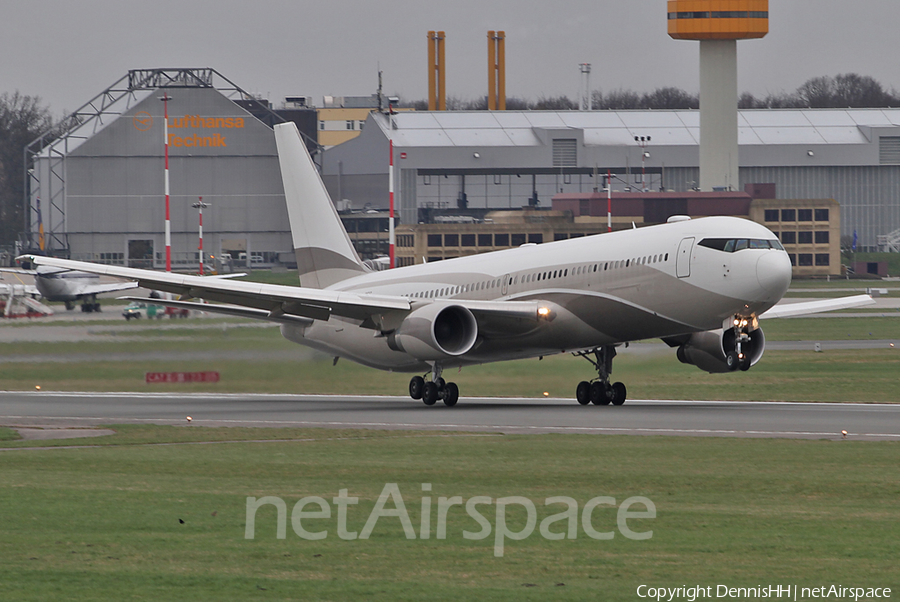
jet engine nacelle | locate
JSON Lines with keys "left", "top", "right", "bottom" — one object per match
{"left": 387, "top": 303, "right": 478, "bottom": 361}
{"left": 675, "top": 327, "right": 766, "bottom": 374}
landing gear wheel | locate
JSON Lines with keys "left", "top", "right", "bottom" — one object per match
{"left": 422, "top": 382, "right": 439, "bottom": 406}
{"left": 409, "top": 376, "right": 425, "bottom": 400}
{"left": 576, "top": 381, "right": 591, "bottom": 405}
{"left": 590, "top": 381, "right": 610, "bottom": 406}
{"left": 725, "top": 351, "right": 740, "bottom": 371}
{"left": 435, "top": 377, "right": 446, "bottom": 391}
{"left": 443, "top": 382, "right": 459, "bottom": 407}
{"left": 611, "top": 382, "right": 627, "bottom": 406}
{"left": 740, "top": 357, "right": 752, "bottom": 372}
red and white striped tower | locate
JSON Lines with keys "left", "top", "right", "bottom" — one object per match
{"left": 192, "top": 197, "right": 209, "bottom": 275}
{"left": 388, "top": 139, "right": 395, "bottom": 269}
{"left": 160, "top": 93, "right": 172, "bottom": 272}
{"left": 607, "top": 168, "right": 612, "bottom": 233}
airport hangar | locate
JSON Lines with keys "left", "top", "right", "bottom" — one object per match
{"left": 24, "top": 67, "right": 900, "bottom": 275}
{"left": 322, "top": 108, "right": 900, "bottom": 270}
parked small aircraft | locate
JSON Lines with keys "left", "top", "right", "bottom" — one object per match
{"left": 0, "top": 265, "right": 137, "bottom": 312}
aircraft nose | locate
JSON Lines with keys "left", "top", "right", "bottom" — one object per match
{"left": 756, "top": 252, "right": 792, "bottom": 297}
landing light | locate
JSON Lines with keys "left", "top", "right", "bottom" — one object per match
{"left": 538, "top": 306, "right": 551, "bottom": 318}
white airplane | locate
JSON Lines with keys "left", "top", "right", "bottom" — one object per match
{"left": 0, "top": 265, "right": 138, "bottom": 312}
{"left": 20, "top": 123, "right": 873, "bottom": 406}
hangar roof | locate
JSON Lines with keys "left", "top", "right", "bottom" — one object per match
{"left": 380, "top": 108, "right": 900, "bottom": 148}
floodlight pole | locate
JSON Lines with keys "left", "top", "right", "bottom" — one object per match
{"left": 389, "top": 139, "right": 395, "bottom": 269}
{"left": 192, "top": 197, "right": 210, "bottom": 275}
{"left": 159, "top": 93, "right": 173, "bottom": 272}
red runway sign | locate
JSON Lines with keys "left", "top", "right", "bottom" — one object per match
{"left": 145, "top": 372, "right": 220, "bottom": 384}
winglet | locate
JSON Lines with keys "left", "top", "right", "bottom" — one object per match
{"left": 274, "top": 122, "right": 367, "bottom": 289}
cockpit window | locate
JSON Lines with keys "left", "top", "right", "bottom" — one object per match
{"left": 698, "top": 238, "right": 784, "bottom": 252}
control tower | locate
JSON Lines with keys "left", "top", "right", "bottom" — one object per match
{"left": 668, "top": 1, "right": 768, "bottom": 191}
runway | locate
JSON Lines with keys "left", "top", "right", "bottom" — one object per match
{"left": 1, "top": 391, "right": 899, "bottom": 441}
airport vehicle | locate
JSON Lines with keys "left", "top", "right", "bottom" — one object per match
{"left": 0, "top": 265, "right": 137, "bottom": 312}
{"left": 21, "top": 123, "right": 872, "bottom": 407}
{"left": 122, "top": 301, "right": 165, "bottom": 320}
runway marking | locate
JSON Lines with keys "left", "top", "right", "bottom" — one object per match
{"left": 1, "top": 415, "right": 898, "bottom": 439}
{"left": 0, "top": 431, "right": 500, "bottom": 452}
{"left": 2, "top": 391, "right": 899, "bottom": 409}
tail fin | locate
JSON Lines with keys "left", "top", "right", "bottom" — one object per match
{"left": 274, "top": 122, "right": 367, "bottom": 288}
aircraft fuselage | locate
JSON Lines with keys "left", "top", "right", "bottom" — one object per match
{"left": 281, "top": 216, "right": 792, "bottom": 372}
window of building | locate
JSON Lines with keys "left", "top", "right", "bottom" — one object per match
{"left": 798, "top": 231, "right": 813, "bottom": 244}
{"left": 781, "top": 209, "right": 796, "bottom": 222}
{"left": 528, "top": 233, "right": 543, "bottom": 244}
{"left": 815, "top": 254, "right": 830, "bottom": 266}
{"left": 511, "top": 233, "right": 526, "bottom": 246}
{"left": 798, "top": 253, "right": 813, "bottom": 266}
{"left": 346, "top": 120, "right": 355, "bottom": 130}
{"left": 555, "top": 233, "right": 568, "bottom": 241}
{"left": 780, "top": 231, "right": 796, "bottom": 244}
{"left": 478, "top": 234, "right": 492, "bottom": 247}
{"left": 461, "top": 234, "right": 476, "bottom": 247}
{"left": 427, "top": 234, "right": 442, "bottom": 247}
{"left": 444, "top": 234, "right": 458, "bottom": 247}
{"left": 815, "top": 231, "right": 829, "bottom": 244}
{"left": 815, "top": 208, "right": 829, "bottom": 222}
{"left": 319, "top": 121, "right": 325, "bottom": 131}
{"left": 495, "top": 234, "right": 509, "bottom": 246}
{"left": 798, "top": 209, "right": 813, "bottom": 222}
{"left": 764, "top": 209, "right": 779, "bottom": 222}
{"left": 788, "top": 254, "right": 796, "bottom": 266}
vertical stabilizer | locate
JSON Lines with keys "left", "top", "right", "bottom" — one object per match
{"left": 274, "top": 123, "right": 367, "bottom": 288}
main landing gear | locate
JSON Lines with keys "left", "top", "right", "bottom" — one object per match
{"left": 409, "top": 364, "right": 459, "bottom": 407}
{"left": 574, "top": 345, "right": 627, "bottom": 406}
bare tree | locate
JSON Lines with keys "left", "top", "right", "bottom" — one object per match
{"left": 0, "top": 92, "right": 55, "bottom": 247}
{"left": 642, "top": 87, "right": 698, "bottom": 109}
{"left": 595, "top": 89, "right": 642, "bottom": 110}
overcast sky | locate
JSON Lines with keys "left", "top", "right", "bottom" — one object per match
{"left": 2, "top": 0, "right": 898, "bottom": 116}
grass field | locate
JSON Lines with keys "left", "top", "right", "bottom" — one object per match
{"left": 2, "top": 274, "right": 897, "bottom": 599}
{"left": 0, "top": 317, "right": 898, "bottom": 401}
{"left": 1, "top": 426, "right": 897, "bottom": 601}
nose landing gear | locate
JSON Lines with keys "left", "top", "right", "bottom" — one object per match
{"left": 409, "top": 364, "right": 459, "bottom": 407}
{"left": 574, "top": 345, "right": 627, "bottom": 406}
{"left": 726, "top": 316, "right": 755, "bottom": 372}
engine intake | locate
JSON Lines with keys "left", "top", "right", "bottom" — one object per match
{"left": 388, "top": 303, "right": 478, "bottom": 360}
{"left": 674, "top": 327, "right": 766, "bottom": 374}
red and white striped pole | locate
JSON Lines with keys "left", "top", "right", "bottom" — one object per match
{"left": 160, "top": 93, "right": 172, "bottom": 272}
{"left": 607, "top": 168, "right": 612, "bottom": 232}
{"left": 388, "top": 138, "right": 395, "bottom": 269}
{"left": 192, "top": 197, "right": 208, "bottom": 275}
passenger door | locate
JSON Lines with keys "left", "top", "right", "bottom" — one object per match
{"left": 676, "top": 237, "right": 694, "bottom": 278}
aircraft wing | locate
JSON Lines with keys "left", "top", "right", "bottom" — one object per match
{"left": 0, "top": 267, "right": 37, "bottom": 276}
{"left": 760, "top": 294, "right": 875, "bottom": 319}
{"left": 79, "top": 281, "right": 141, "bottom": 296}
{"left": 22, "top": 255, "right": 549, "bottom": 331}
{"left": 21, "top": 255, "right": 411, "bottom": 322}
